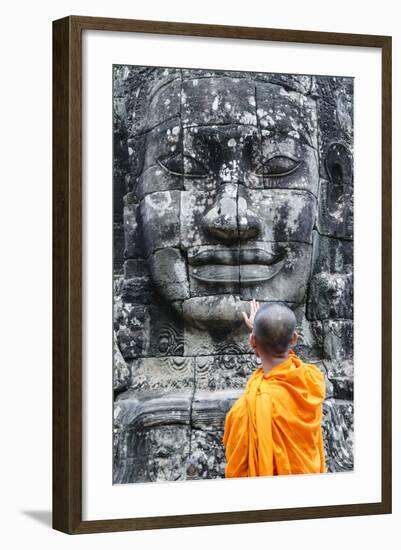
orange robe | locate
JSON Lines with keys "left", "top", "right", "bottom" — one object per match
{"left": 223, "top": 352, "right": 326, "bottom": 477}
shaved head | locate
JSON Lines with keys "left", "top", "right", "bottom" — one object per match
{"left": 253, "top": 303, "right": 297, "bottom": 355}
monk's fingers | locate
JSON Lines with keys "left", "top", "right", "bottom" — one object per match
{"left": 251, "top": 299, "right": 257, "bottom": 315}
{"left": 242, "top": 312, "right": 253, "bottom": 329}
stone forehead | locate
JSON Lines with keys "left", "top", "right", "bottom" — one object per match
{"left": 146, "top": 74, "right": 315, "bottom": 102}
{"left": 134, "top": 72, "right": 317, "bottom": 133}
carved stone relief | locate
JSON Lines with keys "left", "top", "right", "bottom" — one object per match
{"left": 113, "top": 66, "right": 353, "bottom": 483}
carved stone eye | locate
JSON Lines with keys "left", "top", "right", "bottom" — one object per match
{"left": 157, "top": 153, "right": 209, "bottom": 178}
{"left": 263, "top": 155, "right": 302, "bottom": 177}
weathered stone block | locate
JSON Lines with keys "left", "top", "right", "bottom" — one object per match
{"left": 244, "top": 189, "right": 316, "bottom": 244}
{"left": 323, "top": 319, "right": 353, "bottom": 361}
{"left": 323, "top": 360, "right": 353, "bottom": 400}
{"left": 311, "top": 233, "right": 353, "bottom": 275}
{"left": 181, "top": 316, "right": 249, "bottom": 356}
{"left": 182, "top": 68, "right": 247, "bottom": 81}
{"left": 126, "top": 133, "right": 146, "bottom": 178}
{"left": 254, "top": 73, "right": 313, "bottom": 95}
{"left": 256, "top": 83, "right": 318, "bottom": 150}
{"left": 135, "top": 164, "right": 184, "bottom": 201}
{"left": 322, "top": 398, "right": 354, "bottom": 472}
{"left": 261, "top": 131, "right": 319, "bottom": 196}
{"left": 183, "top": 125, "right": 262, "bottom": 187}
{"left": 117, "top": 328, "right": 145, "bottom": 360}
{"left": 316, "top": 76, "right": 353, "bottom": 180}
{"left": 195, "top": 354, "right": 259, "bottom": 391}
{"left": 180, "top": 187, "right": 218, "bottom": 249}
{"left": 317, "top": 179, "right": 353, "bottom": 240}
{"left": 182, "top": 295, "right": 248, "bottom": 333}
{"left": 122, "top": 259, "right": 153, "bottom": 303}
{"left": 146, "top": 301, "right": 184, "bottom": 357}
{"left": 182, "top": 77, "right": 257, "bottom": 127}
{"left": 113, "top": 392, "right": 192, "bottom": 483}
{"left": 187, "top": 429, "right": 226, "bottom": 479}
{"left": 148, "top": 247, "right": 190, "bottom": 302}
{"left": 239, "top": 241, "right": 313, "bottom": 303}
{"left": 144, "top": 77, "right": 181, "bottom": 130}
{"left": 114, "top": 332, "right": 130, "bottom": 393}
{"left": 123, "top": 203, "right": 145, "bottom": 259}
{"left": 140, "top": 117, "right": 182, "bottom": 174}
{"left": 187, "top": 244, "right": 240, "bottom": 297}
{"left": 293, "top": 317, "right": 323, "bottom": 362}
{"left": 113, "top": 221, "right": 125, "bottom": 273}
{"left": 140, "top": 190, "right": 181, "bottom": 253}
{"left": 129, "top": 355, "right": 195, "bottom": 392}
{"left": 307, "top": 272, "right": 353, "bottom": 320}
{"left": 191, "top": 389, "right": 242, "bottom": 431}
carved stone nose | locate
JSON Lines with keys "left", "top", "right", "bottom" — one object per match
{"left": 202, "top": 183, "right": 261, "bottom": 243}
{"left": 237, "top": 185, "right": 261, "bottom": 241}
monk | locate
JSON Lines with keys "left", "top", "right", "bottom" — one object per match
{"left": 223, "top": 300, "right": 326, "bottom": 477}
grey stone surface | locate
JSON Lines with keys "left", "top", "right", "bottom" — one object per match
{"left": 113, "top": 66, "right": 354, "bottom": 483}
{"left": 239, "top": 241, "right": 313, "bottom": 303}
{"left": 183, "top": 125, "right": 263, "bottom": 187}
{"left": 181, "top": 77, "right": 257, "bottom": 127}
{"left": 128, "top": 356, "right": 195, "bottom": 392}
{"left": 135, "top": 164, "right": 184, "bottom": 201}
{"left": 140, "top": 117, "right": 183, "bottom": 175}
{"left": 113, "top": 392, "right": 192, "bottom": 483}
{"left": 312, "top": 233, "right": 353, "bottom": 275}
{"left": 140, "top": 190, "right": 181, "bottom": 253}
{"left": 316, "top": 76, "right": 353, "bottom": 181}
{"left": 322, "top": 399, "right": 354, "bottom": 472}
{"left": 182, "top": 316, "right": 250, "bottom": 355}
{"left": 324, "top": 360, "right": 353, "bottom": 400}
{"left": 188, "top": 429, "right": 226, "bottom": 480}
{"left": 191, "top": 389, "right": 241, "bottom": 431}
{"left": 113, "top": 331, "right": 130, "bottom": 393}
{"left": 323, "top": 319, "right": 353, "bottom": 361}
{"left": 121, "top": 259, "right": 154, "bottom": 304}
{"left": 307, "top": 272, "right": 353, "bottom": 320}
{"left": 123, "top": 203, "right": 144, "bottom": 259}
{"left": 317, "top": 177, "right": 353, "bottom": 239}
{"left": 195, "top": 355, "right": 260, "bottom": 391}
{"left": 256, "top": 83, "right": 318, "bottom": 150}
{"left": 148, "top": 248, "right": 190, "bottom": 302}
{"left": 293, "top": 317, "right": 323, "bottom": 362}
{"left": 241, "top": 190, "right": 317, "bottom": 243}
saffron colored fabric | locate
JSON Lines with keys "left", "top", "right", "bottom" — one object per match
{"left": 223, "top": 352, "right": 326, "bottom": 477}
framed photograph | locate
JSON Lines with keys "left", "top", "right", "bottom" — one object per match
{"left": 52, "top": 16, "right": 392, "bottom": 534}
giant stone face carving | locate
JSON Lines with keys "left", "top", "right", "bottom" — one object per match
{"left": 113, "top": 67, "right": 354, "bottom": 483}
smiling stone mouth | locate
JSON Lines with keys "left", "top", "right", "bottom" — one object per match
{"left": 188, "top": 248, "right": 285, "bottom": 284}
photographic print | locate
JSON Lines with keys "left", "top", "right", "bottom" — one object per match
{"left": 112, "top": 65, "right": 354, "bottom": 484}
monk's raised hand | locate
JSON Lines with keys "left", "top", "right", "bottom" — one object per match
{"left": 242, "top": 299, "right": 260, "bottom": 331}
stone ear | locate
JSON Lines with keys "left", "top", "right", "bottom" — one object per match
{"left": 325, "top": 142, "right": 353, "bottom": 192}
{"left": 317, "top": 142, "right": 353, "bottom": 241}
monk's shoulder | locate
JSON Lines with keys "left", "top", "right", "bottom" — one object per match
{"left": 303, "top": 361, "right": 325, "bottom": 381}
{"left": 301, "top": 360, "right": 326, "bottom": 396}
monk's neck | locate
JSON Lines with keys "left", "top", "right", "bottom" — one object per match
{"left": 260, "top": 352, "right": 289, "bottom": 375}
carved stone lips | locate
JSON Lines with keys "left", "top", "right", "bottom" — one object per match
{"left": 188, "top": 247, "right": 285, "bottom": 283}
